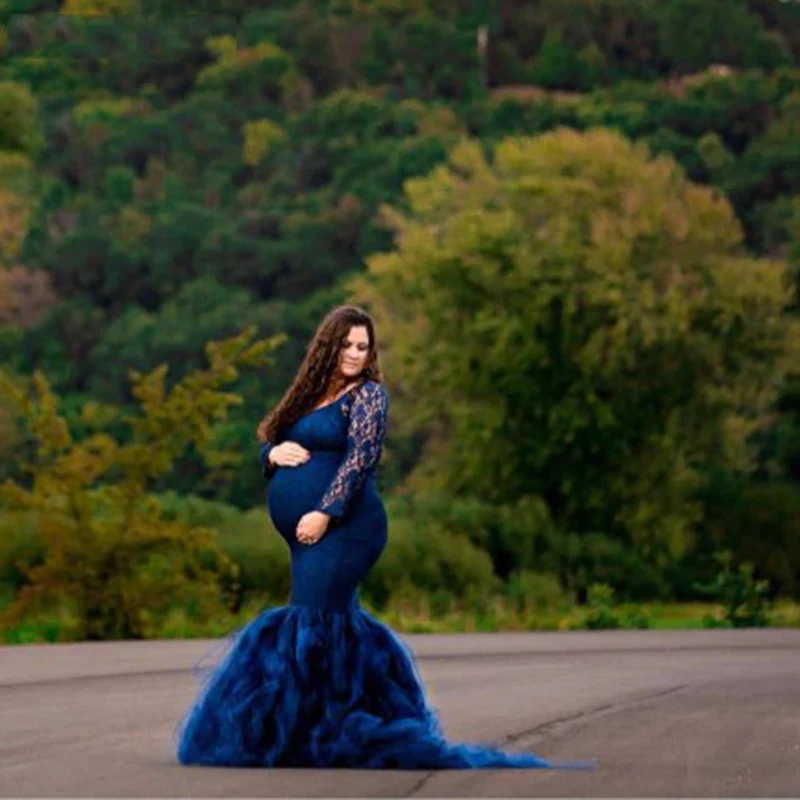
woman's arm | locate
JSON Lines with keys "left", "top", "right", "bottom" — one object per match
{"left": 313, "top": 381, "right": 389, "bottom": 521}
{"left": 259, "top": 441, "right": 278, "bottom": 479}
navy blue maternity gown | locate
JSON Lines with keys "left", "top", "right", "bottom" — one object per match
{"left": 174, "top": 379, "right": 570, "bottom": 769}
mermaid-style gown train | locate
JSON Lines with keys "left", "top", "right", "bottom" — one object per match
{"left": 175, "top": 380, "right": 574, "bottom": 769}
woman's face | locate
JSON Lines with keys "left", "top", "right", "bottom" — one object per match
{"left": 338, "top": 325, "right": 370, "bottom": 380}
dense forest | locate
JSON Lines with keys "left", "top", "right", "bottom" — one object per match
{"left": 2, "top": 0, "right": 800, "bottom": 637}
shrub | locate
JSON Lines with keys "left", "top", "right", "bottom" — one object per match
{"left": 696, "top": 550, "right": 771, "bottom": 628}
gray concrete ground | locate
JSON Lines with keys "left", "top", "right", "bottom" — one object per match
{"left": 1, "top": 629, "right": 798, "bottom": 797}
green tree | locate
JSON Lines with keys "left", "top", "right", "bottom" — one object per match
{"left": 352, "top": 128, "right": 798, "bottom": 568}
{"left": 242, "top": 118, "right": 287, "bottom": 166}
{"left": 0, "top": 81, "right": 43, "bottom": 154}
{"left": 86, "top": 278, "right": 274, "bottom": 399}
{"left": 196, "top": 36, "right": 302, "bottom": 106}
{"left": 0, "top": 327, "right": 279, "bottom": 640}
{"left": 656, "top": 0, "right": 791, "bottom": 74}
{"left": 530, "top": 31, "right": 584, "bottom": 90}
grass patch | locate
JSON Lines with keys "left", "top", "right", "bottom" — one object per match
{"left": 2, "top": 588, "right": 798, "bottom": 644}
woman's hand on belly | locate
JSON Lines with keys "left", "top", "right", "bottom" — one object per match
{"left": 269, "top": 441, "right": 311, "bottom": 468}
{"left": 296, "top": 510, "right": 331, "bottom": 545}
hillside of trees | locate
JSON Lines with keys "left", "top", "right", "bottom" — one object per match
{"left": 2, "top": 1, "right": 800, "bottom": 636}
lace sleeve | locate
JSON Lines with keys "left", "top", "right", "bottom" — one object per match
{"left": 313, "top": 381, "right": 388, "bottom": 520}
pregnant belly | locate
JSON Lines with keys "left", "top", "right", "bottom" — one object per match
{"left": 267, "top": 451, "right": 344, "bottom": 536}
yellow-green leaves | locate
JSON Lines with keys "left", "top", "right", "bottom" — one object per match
{"left": 197, "top": 37, "right": 299, "bottom": 102}
{"left": 0, "top": 327, "right": 279, "bottom": 639}
{"left": 61, "top": 0, "right": 138, "bottom": 14}
{"left": 351, "top": 128, "right": 798, "bottom": 562}
{"left": 242, "top": 119, "right": 287, "bottom": 166}
{"left": 0, "top": 81, "right": 42, "bottom": 155}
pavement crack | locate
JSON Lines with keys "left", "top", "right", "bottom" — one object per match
{"left": 405, "top": 769, "right": 436, "bottom": 797}
{"left": 0, "top": 666, "right": 192, "bottom": 690}
{"left": 403, "top": 687, "right": 688, "bottom": 796}
{"left": 500, "top": 683, "right": 689, "bottom": 748}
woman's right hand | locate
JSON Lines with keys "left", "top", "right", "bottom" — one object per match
{"left": 269, "top": 441, "right": 311, "bottom": 468}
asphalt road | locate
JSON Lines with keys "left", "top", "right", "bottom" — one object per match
{"left": 1, "top": 629, "right": 799, "bottom": 797}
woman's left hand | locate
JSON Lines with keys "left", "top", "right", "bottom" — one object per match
{"left": 296, "top": 511, "right": 330, "bottom": 545}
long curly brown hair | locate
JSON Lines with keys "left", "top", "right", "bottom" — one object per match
{"left": 255, "top": 305, "right": 383, "bottom": 444}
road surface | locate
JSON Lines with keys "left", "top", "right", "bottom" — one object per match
{"left": 1, "top": 628, "right": 799, "bottom": 797}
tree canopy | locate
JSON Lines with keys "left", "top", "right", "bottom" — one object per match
{"left": 353, "top": 127, "right": 798, "bottom": 569}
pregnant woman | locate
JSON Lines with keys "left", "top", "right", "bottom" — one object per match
{"left": 175, "top": 305, "right": 582, "bottom": 769}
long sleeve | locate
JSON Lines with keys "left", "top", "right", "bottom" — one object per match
{"left": 259, "top": 441, "right": 277, "bottom": 479}
{"left": 313, "top": 381, "right": 388, "bottom": 520}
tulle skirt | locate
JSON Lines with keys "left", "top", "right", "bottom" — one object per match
{"left": 174, "top": 597, "right": 593, "bottom": 770}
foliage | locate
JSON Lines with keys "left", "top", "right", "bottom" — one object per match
{"left": 1, "top": 4, "right": 800, "bottom": 610}
{"left": 363, "top": 502, "right": 500, "bottom": 611}
{"left": 0, "top": 327, "right": 279, "bottom": 639}
{"left": 242, "top": 118, "right": 287, "bottom": 166}
{"left": 655, "top": 0, "right": 791, "bottom": 75}
{"left": 695, "top": 473, "right": 800, "bottom": 599}
{"left": 529, "top": 31, "right": 600, "bottom": 91}
{"left": 696, "top": 550, "right": 771, "bottom": 628}
{"left": 196, "top": 36, "right": 300, "bottom": 105}
{"left": 0, "top": 509, "right": 43, "bottom": 590}
{"left": 0, "top": 80, "right": 43, "bottom": 154}
{"left": 62, "top": 0, "right": 138, "bottom": 15}
{"left": 0, "top": 152, "right": 37, "bottom": 266}
{"left": 353, "top": 128, "right": 798, "bottom": 573}
{"left": 0, "top": 267, "right": 57, "bottom": 328}
{"left": 571, "top": 583, "right": 651, "bottom": 630}
{"left": 581, "top": 583, "right": 621, "bottom": 630}
{"left": 154, "top": 491, "right": 291, "bottom": 608}
{"left": 504, "top": 569, "right": 571, "bottom": 613}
